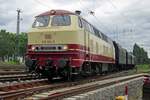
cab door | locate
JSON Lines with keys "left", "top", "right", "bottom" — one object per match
{"left": 84, "top": 29, "right": 90, "bottom": 61}
{"left": 78, "top": 17, "right": 90, "bottom": 61}
{"left": 83, "top": 21, "right": 91, "bottom": 61}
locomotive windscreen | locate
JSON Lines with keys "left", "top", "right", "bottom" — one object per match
{"left": 32, "top": 16, "right": 49, "bottom": 27}
{"left": 51, "top": 15, "right": 71, "bottom": 26}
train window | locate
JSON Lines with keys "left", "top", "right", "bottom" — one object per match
{"left": 32, "top": 16, "right": 49, "bottom": 27}
{"left": 93, "top": 27, "right": 101, "bottom": 38}
{"left": 87, "top": 24, "right": 91, "bottom": 31}
{"left": 101, "top": 33, "right": 108, "bottom": 42}
{"left": 81, "top": 19, "right": 91, "bottom": 33}
{"left": 98, "top": 31, "right": 102, "bottom": 38}
{"left": 107, "top": 38, "right": 113, "bottom": 44}
{"left": 51, "top": 15, "right": 71, "bottom": 26}
{"left": 89, "top": 24, "right": 94, "bottom": 34}
{"left": 82, "top": 20, "right": 89, "bottom": 31}
{"left": 78, "top": 17, "right": 82, "bottom": 28}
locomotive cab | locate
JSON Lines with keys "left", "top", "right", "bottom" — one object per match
{"left": 26, "top": 10, "right": 85, "bottom": 80}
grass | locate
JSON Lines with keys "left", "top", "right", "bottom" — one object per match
{"left": 0, "top": 61, "right": 20, "bottom": 65}
{"left": 0, "top": 61, "right": 25, "bottom": 70}
{"left": 136, "top": 64, "right": 150, "bottom": 73}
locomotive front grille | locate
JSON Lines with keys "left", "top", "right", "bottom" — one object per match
{"left": 31, "top": 45, "right": 68, "bottom": 52}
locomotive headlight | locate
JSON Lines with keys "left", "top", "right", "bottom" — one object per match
{"left": 31, "top": 46, "right": 36, "bottom": 51}
{"left": 63, "top": 45, "right": 68, "bottom": 50}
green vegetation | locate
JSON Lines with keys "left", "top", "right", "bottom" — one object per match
{"left": 0, "top": 29, "right": 27, "bottom": 63}
{"left": 133, "top": 44, "right": 150, "bottom": 73}
{"left": 136, "top": 64, "right": 150, "bottom": 73}
{"left": 0, "top": 61, "right": 20, "bottom": 65}
{"left": 0, "top": 61, "right": 25, "bottom": 70}
{"left": 133, "top": 43, "right": 149, "bottom": 64}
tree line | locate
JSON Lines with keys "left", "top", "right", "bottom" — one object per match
{"left": 133, "top": 43, "right": 149, "bottom": 64}
{"left": 0, "top": 29, "right": 27, "bottom": 62}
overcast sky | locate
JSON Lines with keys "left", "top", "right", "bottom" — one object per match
{"left": 0, "top": 0, "right": 150, "bottom": 56}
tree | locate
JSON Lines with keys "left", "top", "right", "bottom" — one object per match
{"left": 0, "top": 29, "right": 27, "bottom": 62}
{"left": 18, "top": 32, "right": 27, "bottom": 58}
{"left": 133, "top": 43, "right": 149, "bottom": 64}
{"left": 0, "top": 30, "right": 11, "bottom": 61}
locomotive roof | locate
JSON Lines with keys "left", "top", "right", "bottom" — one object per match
{"left": 37, "top": 10, "right": 75, "bottom": 17}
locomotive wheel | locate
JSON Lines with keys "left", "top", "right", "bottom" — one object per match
{"left": 91, "top": 63, "right": 100, "bottom": 75}
{"left": 98, "top": 63, "right": 102, "bottom": 75}
{"left": 62, "top": 65, "right": 74, "bottom": 81}
{"left": 68, "top": 67, "right": 76, "bottom": 81}
{"left": 48, "top": 76, "right": 53, "bottom": 81}
{"left": 81, "top": 62, "right": 91, "bottom": 77}
{"left": 46, "top": 70, "right": 54, "bottom": 82}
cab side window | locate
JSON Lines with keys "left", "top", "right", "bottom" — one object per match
{"left": 78, "top": 17, "right": 82, "bottom": 28}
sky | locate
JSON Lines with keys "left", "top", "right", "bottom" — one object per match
{"left": 0, "top": 0, "right": 150, "bottom": 56}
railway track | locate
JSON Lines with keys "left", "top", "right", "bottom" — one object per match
{"left": 0, "top": 65, "right": 26, "bottom": 75}
{"left": 0, "top": 71, "right": 27, "bottom": 75}
{"left": 40, "top": 74, "right": 144, "bottom": 100}
{"left": 0, "top": 73, "right": 46, "bottom": 82}
{"left": 0, "top": 70, "right": 144, "bottom": 100}
{"left": 0, "top": 66, "right": 41, "bottom": 82}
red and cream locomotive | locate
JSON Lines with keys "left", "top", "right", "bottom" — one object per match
{"left": 25, "top": 10, "right": 135, "bottom": 80}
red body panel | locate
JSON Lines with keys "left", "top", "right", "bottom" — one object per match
{"left": 26, "top": 44, "right": 115, "bottom": 68}
{"left": 37, "top": 10, "right": 75, "bottom": 17}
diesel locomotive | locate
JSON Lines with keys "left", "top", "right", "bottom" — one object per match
{"left": 25, "top": 10, "right": 135, "bottom": 80}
